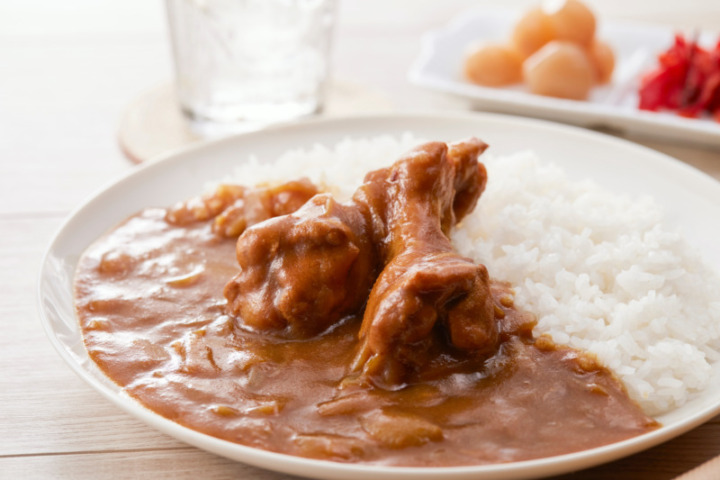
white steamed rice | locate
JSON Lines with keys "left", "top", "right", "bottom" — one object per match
{"left": 221, "top": 134, "right": 720, "bottom": 416}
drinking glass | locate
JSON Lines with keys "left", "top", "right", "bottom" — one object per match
{"left": 166, "top": 0, "right": 336, "bottom": 136}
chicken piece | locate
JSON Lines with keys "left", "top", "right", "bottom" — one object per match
{"left": 351, "top": 139, "right": 498, "bottom": 387}
{"left": 223, "top": 194, "right": 377, "bottom": 337}
{"left": 166, "top": 183, "right": 245, "bottom": 225}
{"left": 166, "top": 178, "right": 318, "bottom": 237}
{"left": 447, "top": 139, "right": 489, "bottom": 224}
{"left": 223, "top": 138, "right": 499, "bottom": 386}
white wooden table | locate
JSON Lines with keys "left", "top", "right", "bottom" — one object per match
{"left": 1, "top": 1, "right": 719, "bottom": 478}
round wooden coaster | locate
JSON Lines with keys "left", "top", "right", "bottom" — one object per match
{"left": 118, "top": 80, "right": 394, "bottom": 164}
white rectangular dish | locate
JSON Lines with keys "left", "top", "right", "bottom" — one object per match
{"left": 408, "top": 8, "right": 720, "bottom": 148}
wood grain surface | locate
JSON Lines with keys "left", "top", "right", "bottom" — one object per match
{"left": 1, "top": 1, "right": 719, "bottom": 479}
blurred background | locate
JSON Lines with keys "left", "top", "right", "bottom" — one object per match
{"left": 2, "top": 0, "right": 718, "bottom": 219}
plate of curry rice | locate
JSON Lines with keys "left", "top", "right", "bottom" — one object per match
{"left": 39, "top": 112, "right": 720, "bottom": 479}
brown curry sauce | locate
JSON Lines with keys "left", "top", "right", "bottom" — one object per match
{"left": 76, "top": 139, "right": 659, "bottom": 466}
{"left": 75, "top": 207, "right": 658, "bottom": 467}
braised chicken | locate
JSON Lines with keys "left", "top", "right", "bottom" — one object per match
{"left": 351, "top": 139, "right": 498, "bottom": 387}
{"left": 224, "top": 138, "right": 500, "bottom": 386}
{"left": 223, "top": 193, "right": 377, "bottom": 337}
{"left": 166, "top": 178, "right": 318, "bottom": 237}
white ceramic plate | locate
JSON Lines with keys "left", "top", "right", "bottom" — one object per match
{"left": 408, "top": 8, "right": 720, "bottom": 148}
{"left": 39, "top": 113, "right": 720, "bottom": 480}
